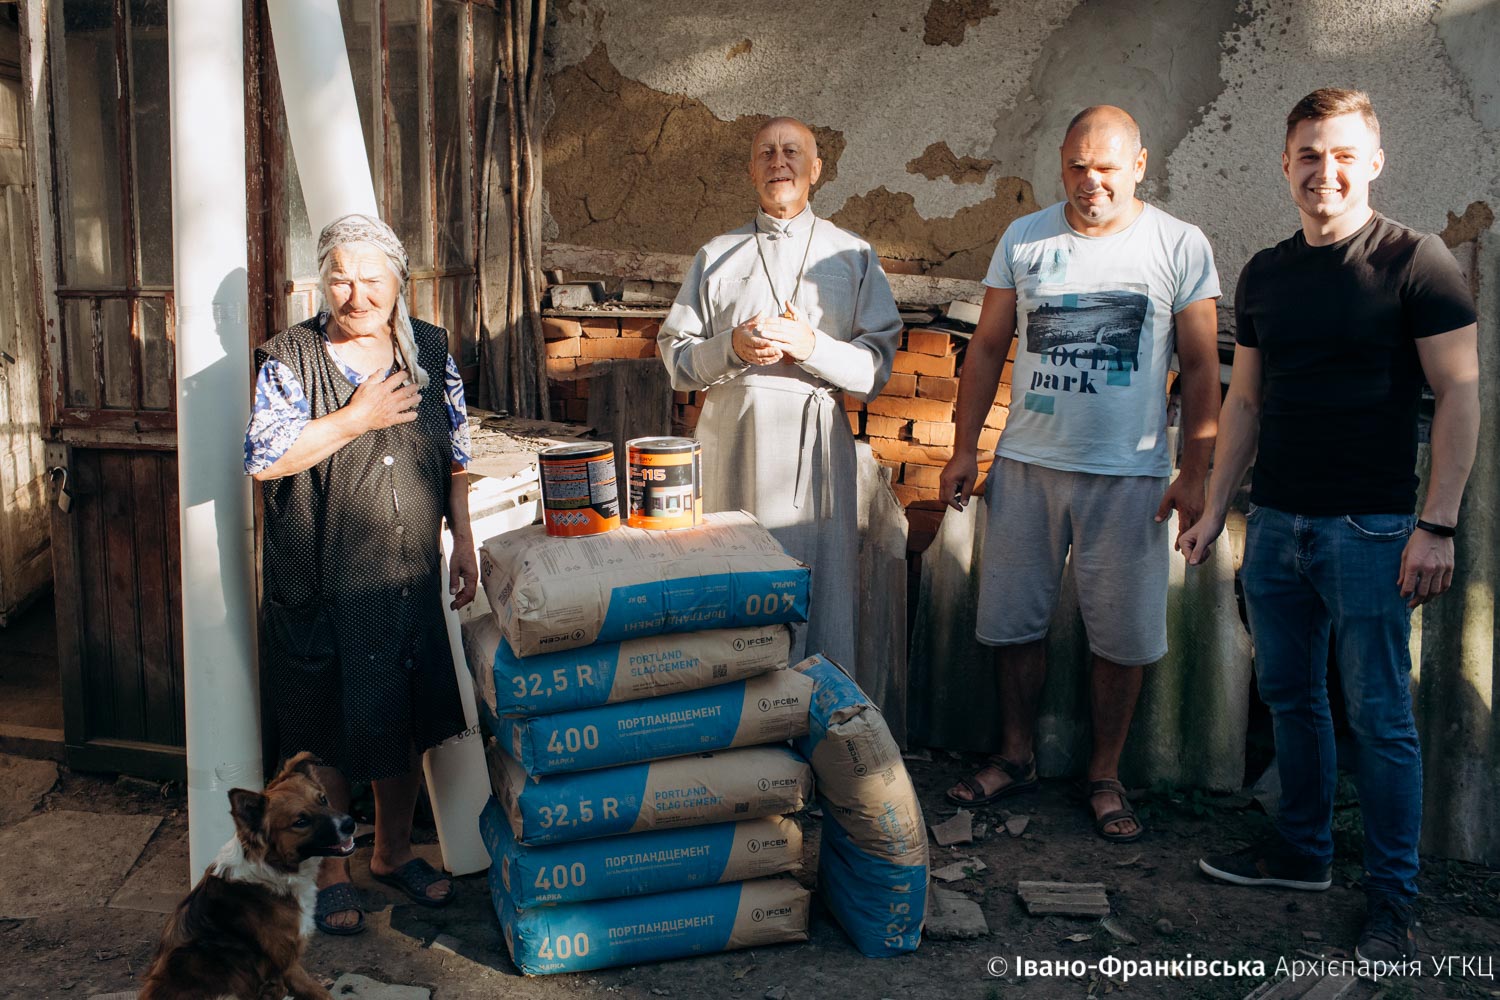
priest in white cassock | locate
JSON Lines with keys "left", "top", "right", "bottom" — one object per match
{"left": 658, "top": 117, "right": 903, "bottom": 671}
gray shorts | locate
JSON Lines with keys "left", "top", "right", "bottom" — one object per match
{"left": 976, "top": 458, "right": 1169, "bottom": 666}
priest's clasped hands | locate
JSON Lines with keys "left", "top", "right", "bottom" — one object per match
{"left": 732, "top": 304, "right": 817, "bottom": 366}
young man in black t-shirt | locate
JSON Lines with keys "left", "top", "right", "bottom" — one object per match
{"left": 1178, "top": 89, "right": 1478, "bottom": 962}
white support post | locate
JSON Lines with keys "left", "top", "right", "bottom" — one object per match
{"left": 168, "top": 0, "right": 262, "bottom": 875}
{"left": 265, "top": 0, "right": 379, "bottom": 230}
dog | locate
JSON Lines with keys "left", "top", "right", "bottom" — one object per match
{"left": 139, "top": 752, "right": 356, "bottom": 1000}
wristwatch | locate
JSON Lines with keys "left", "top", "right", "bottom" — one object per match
{"left": 1415, "top": 519, "right": 1457, "bottom": 538}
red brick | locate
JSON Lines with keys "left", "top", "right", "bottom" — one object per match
{"left": 876, "top": 458, "right": 901, "bottom": 477}
{"left": 892, "top": 350, "right": 957, "bottom": 378}
{"left": 674, "top": 390, "right": 692, "bottom": 405}
{"left": 867, "top": 436, "right": 953, "bottom": 467}
{"left": 911, "top": 421, "right": 956, "bottom": 447}
{"left": 542, "top": 317, "right": 582, "bottom": 341}
{"left": 844, "top": 394, "right": 865, "bottom": 412}
{"left": 879, "top": 257, "right": 926, "bottom": 275}
{"left": 999, "top": 361, "right": 1014, "bottom": 386}
{"left": 846, "top": 412, "right": 861, "bottom": 435}
{"left": 892, "top": 483, "right": 923, "bottom": 507}
{"left": 905, "top": 329, "right": 954, "bottom": 357}
{"left": 866, "top": 395, "right": 955, "bottom": 424}
{"left": 619, "top": 318, "right": 660, "bottom": 338}
{"left": 545, "top": 337, "right": 582, "bottom": 359}
{"left": 903, "top": 463, "right": 942, "bottom": 489}
{"left": 984, "top": 403, "right": 1008, "bottom": 429}
{"left": 917, "top": 376, "right": 958, "bottom": 402}
{"left": 581, "top": 338, "right": 658, "bottom": 360}
{"left": 580, "top": 319, "right": 621, "bottom": 339}
{"left": 883, "top": 372, "right": 918, "bottom": 397}
{"left": 992, "top": 383, "right": 1012, "bottom": 407}
{"left": 565, "top": 398, "right": 589, "bottom": 422}
{"left": 545, "top": 358, "right": 577, "bottom": 377}
{"left": 864, "top": 414, "right": 908, "bottom": 438}
{"left": 978, "top": 426, "right": 1003, "bottom": 451}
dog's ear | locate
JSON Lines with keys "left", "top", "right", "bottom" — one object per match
{"left": 273, "top": 751, "right": 324, "bottom": 785}
{"left": 228, "top": 787, "right": 267, "bottom": 835}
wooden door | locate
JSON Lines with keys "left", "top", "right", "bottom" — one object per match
{"left": 35, "top": 0, "right": 186, "bottom": 779}
{"left": 0, "top": 23, "right": 50, "bottom": 625}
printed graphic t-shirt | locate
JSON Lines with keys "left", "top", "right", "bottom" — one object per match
{"left": 983, "top": 202, "right": 1220, "bottom": 477}
{"left": 1236, "top": 213, "right": 1476, "bottom": 515}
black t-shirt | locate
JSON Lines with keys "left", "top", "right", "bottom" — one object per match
{"left": 1235, "top": 213, "right": 1476, "bottom": 515}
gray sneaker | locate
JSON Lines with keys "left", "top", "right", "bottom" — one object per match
{"left": 1355, "top": 894, "right": 1416, "bottom": 963}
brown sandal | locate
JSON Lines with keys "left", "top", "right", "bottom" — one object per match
{"left": 945, "top": 754, "right": 1039, "bottom": 806}
{"left": 1088, "top": 778, "right": 1144, "bottom": 843}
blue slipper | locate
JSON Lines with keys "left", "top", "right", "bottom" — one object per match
{"left": 314, "top": 881, "right": 365, "bottom": 935}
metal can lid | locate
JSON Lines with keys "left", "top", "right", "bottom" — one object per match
{"left": 540, "top": 442, "right": 614, "bottom": 460}
{"left": 627, "top": 436, "right": 699, "bottom": 453}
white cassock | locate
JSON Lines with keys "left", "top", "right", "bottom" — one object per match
{"left": 657, "top": 205, "right": 903, "bottom": 670}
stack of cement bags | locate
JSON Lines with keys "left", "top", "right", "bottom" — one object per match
{"left": 466, "top": 512, "right": 818, "bottom": 975}
{"left": 793, "top": 654, "right": 928, "bottom": 957}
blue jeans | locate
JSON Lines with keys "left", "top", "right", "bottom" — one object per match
{"left": 1240, "top": 504, "right": 1421, "bottom": 900}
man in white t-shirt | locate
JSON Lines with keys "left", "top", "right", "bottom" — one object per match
{"left": 938, "top": 106, "right": 1222, "bottom": 842}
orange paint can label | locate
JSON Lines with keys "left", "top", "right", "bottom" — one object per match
{"left": 627, "top": 437, "right": 703, "bottom": 530}
{"left": 539, "top": 442, "right": 621, "bottom": 537}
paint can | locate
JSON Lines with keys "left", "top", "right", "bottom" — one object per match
{"left": 627, "top": 437, "right": 703, "bottom": 530}
{"left": 539, "top": 442, "right": 621, "bottom": 537}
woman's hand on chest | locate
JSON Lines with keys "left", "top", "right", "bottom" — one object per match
{"left": 339, "top": 370, "right": 422, "bottom": 435}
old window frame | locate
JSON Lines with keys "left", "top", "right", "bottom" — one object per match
{"left": 45, "top": 0, "right": 175, "bottom": 433}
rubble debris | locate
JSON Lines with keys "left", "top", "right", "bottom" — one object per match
{"left": 924, "top": 886, "right": 989, "bottom": 940}
{"left": 1101, "top": 916, "right": 1138, "bottom": 945}
{"left": 1004, "top": 815, "right": 1030, "bottom": 837}
{"left": 1017, "top": 880, "right": 1111, "bottom": 917}
{"left": 931, "top": 809, "right": 973, "bottom": 847}
{"left": 932, "top": 858, "right": 988, "bottom": 883}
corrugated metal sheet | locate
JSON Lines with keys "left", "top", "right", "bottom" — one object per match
{"left": 1413, "top": 237, "right": 1499, "bottom": 867}
{"left": 907, "top": 494, "right": 1253, "bottom": 792}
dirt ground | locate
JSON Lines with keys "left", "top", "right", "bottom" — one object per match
{"left": 4, "top": 757, "right": 1497, "bottom": 1000}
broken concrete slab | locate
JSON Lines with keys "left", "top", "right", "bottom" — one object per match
{"left": 0, "top": 755, "right": 58, "bottom": 826}
{"left": 1004, "top": 814, "right": 1030, "bottom": 837}
{"left": 924, "top": 886, "right": 989, "bottom": 940}
{"left": 109, "top": 828, "right": 190, "bottom": 914}
{"left": 0, "top": 810, "right": 160, "bottom": 918}
{"left": 931, "top": 857, "right": 987, "bottom": 882}
{"left": 1017, "top": 880, "right": 1110, "bottom": 917}
{"left": 930, "top": 809, "right": 973, "bottom": 847}
{"left": 1242, "top": 972, "right": 1356, "bottom": 1000}
{"left": 330, "top": 973, "right": 431, "bottom": 1000}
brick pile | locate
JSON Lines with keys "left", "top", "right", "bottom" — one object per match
{"left": 542, "top": 315, "right": 1013, "bottom": 507}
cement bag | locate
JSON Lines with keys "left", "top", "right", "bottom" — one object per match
{"left": 486, "top": 741, "right": 814, "bottom": 846}
{"left": 480, "top": 511, "right": 810, "bottom": 657}
{"left": 465, "top": 618, "right": 789, "bottom": 717}
{"left": 792, "top": 654, "right": 926, "bottom": 864}
{"left": 480, "top": 798, "right": 801, "bottom": 907}
{"left": 818, "top": 811, "right": 926, "bottom": 957}
{"left": 492, "top": 670, "right": 814, "bottom": 776}
{"left": 494, "top": 875, "right": 810, "bottom": 975}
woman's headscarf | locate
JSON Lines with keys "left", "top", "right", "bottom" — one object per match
{"left": 316, "top": 213, "right": 430, "bottom": 388}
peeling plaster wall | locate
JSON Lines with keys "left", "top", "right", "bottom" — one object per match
{"left": 545, "top": 0, "right": 1498, "bottom": 286}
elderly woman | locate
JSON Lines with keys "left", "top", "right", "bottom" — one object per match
{"left": 243, "top": 214, "right": 477, "bottom": 934}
